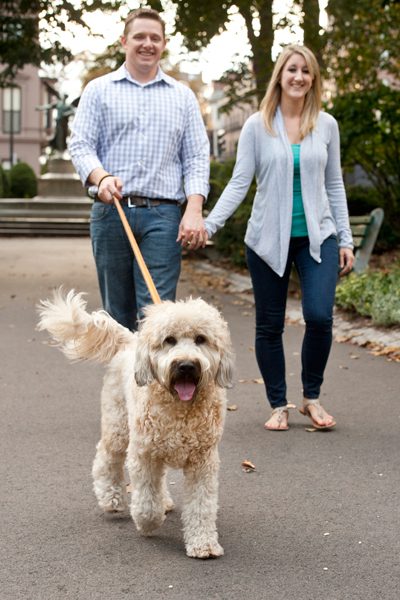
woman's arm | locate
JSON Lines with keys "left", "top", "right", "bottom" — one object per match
{"left": 205, "top": 116, "right": 257, "bottom": 238}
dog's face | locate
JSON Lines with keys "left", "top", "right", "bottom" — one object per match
{"left": 134, "top": 298, "right": 234, "bottom": 401}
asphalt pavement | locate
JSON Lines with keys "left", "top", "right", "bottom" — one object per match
{"left": 1, "top": 237, "right": 399, "bottom": 600}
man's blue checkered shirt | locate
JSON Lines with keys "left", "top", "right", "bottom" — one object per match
{"left": 68, "top": 65, "right": 210, "bottom": 202}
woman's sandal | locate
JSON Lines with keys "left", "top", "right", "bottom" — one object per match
{"left": 264, "top": 406, "right": 289, "bottom": 431}
{"left": 299, "top": 399, "right": 336, "bottom": 430}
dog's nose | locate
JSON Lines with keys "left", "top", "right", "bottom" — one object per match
{"left": 177, "top": 361, "right": 197, "bottom": 376}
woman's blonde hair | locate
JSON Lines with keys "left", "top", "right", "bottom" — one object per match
{"left": 260, "top": 44, "right": 322, "bottom": 139}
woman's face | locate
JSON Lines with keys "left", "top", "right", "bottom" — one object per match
{"left": 279, "top": 53, "right": 313, "bottom": 102}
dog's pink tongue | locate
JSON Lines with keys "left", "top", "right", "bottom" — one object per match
{"left": 174, "top": 382, "right": 196, "bottom": 401}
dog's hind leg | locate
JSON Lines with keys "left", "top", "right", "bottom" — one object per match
{"left": 92, "top": 378, "right": 129, "bottom": 513}
{"left": 127, "top": 454, "right": 168, "bottom": 535}
{"left": 182, "top": 449, "right": 224, "bottom": 559}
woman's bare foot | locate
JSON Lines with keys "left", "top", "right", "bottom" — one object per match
{"left": 264, "top": 406, "right": 289, "bottom": 431}
{"left": 300, "top": 399, "right": 336, "bottom": 430}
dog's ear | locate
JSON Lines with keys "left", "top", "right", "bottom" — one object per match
{"left": 134, "top": 335, "right": 155, "bottom": 386}
{"left": 216, "top": 346, "right": 235, "bottom": 389}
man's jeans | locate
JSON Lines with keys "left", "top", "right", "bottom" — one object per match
{"left": 90, "top": 201, "right": 182, "bottom": 331}
{"left": 246, "top": 235, "right": 339, "bottom": 408}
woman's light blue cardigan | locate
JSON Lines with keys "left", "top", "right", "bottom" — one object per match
{"left": 205, "top": 108, "right": 353, "bottom": 277}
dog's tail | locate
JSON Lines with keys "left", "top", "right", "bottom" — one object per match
{"left": 37, "top": 288, "right": 134, "bottom": 364}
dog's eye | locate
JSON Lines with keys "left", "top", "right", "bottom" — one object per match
{"left": 164, "top": 336, "right": 177, "bottom": 346}
{"left": 195, "top": 335, "right": 206, "bottom": 345}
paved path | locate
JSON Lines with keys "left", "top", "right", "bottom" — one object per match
{"left": 1, "top": 237, "right": 399, "bottom": 600}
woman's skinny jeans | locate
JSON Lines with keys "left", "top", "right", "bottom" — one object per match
{"left": 246, "top": 236, "right": 339, "bottom": 409}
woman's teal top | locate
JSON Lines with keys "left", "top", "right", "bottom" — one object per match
{"left": 291, "top": 144, "right": 308, "bottom": 237}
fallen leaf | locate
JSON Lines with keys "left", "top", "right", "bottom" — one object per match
{"left": 350, "top": 354, "right": 360, "bottom": 359}
{"left": 371, "top": 345, "right": 400, "bottom": 356}
{"left": 227, "top": 404, "right": 238, "bottom": 411}
{"left": 253, "top": 378, "right": 264, "bottom": 384}
{"left": 305, "top": 427, "right": 317, "bottom": 432}
{"left": 335, "top": 335, "right": 351, "bottom": 343}
{"left": 241, "top": 459, "right": 256, "bottom": 472}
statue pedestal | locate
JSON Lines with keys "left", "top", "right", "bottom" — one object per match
{"left": 37, "top": 156, "right": 87, "bottom": 198}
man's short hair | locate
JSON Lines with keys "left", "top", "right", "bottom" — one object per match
{"left": 124, "top": 8, "right": 166, "bottom": 38}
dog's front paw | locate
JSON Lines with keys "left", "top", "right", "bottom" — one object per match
{"left": 132, "top": 508, "right": 166, "bottom": 536}
{"left": 95, "top": 485, "right": 128, "bottom": 513}
{"left": 186, "top": 540, "right": 224, "bottom": 559}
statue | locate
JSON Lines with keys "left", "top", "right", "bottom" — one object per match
{"left": 37, "top": 94, "right": 76, "bottom": 153}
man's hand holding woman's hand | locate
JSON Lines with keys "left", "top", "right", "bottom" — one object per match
{"left": 177, "top": 194, "right": 208, "bottom": 250}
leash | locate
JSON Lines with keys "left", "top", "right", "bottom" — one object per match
{"left": 113, "top": 197, "right": 162, "bottom": 305}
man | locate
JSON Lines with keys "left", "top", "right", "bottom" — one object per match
{"left": 68, "top": 8, "right": 209, "bottom": 330}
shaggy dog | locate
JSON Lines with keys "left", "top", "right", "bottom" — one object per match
{"left": 37, "top": 290, "right": 234, "bottom": 558}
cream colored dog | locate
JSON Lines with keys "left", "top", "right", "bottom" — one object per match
{"left": 37, "top": 290, "right": 234, "bottom": 558}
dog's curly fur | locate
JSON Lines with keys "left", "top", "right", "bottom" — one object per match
{"left": 37, "top": 289, "right": 234, "bottom": 558}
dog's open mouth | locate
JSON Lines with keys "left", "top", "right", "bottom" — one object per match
{"left": 174, "top": 381, "right": 197, "bottom": 401}
{"left": 171, "top": 360, "right": 201, "bottom": 402}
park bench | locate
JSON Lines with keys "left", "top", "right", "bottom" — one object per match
{"left": 350, "top": 207, "right": 384, "bottom": 273}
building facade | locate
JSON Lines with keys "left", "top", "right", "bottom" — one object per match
{"left": 205, "top": 80, "right": 258, "bottom": 161}
{"left": 0, "top": 64, "right": 57, "bottom": 174}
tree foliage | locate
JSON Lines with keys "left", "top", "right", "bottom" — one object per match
{"left": 323, "top": 0, "right": 400, "bottom": 93}
{"left": 0, "top": 0, "right": 125, "bottom": 85}
{"left": 331, "top": 85, "right": 400, "bottom": 235}
{"left": 324, "top": 0, "right": 400, "bottom": 236}
{"left": 160, "top": 0, "right": 322, "bottom": 106}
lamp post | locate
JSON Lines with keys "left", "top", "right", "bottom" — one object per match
{"left": 9, "top": 87, "right": 14, "bottom": 166}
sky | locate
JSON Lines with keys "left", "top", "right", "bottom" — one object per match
{"left": 50, "top": 0, "right": 328, "bottom": 100}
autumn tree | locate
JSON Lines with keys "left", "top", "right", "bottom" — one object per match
{"left": 146, "top": 0, "right": 322, "bottom": 107}
{"left": 0, "top": 0, "right": 124, "bottom": 85}
{"left": 324, "top": 0, "right": 400, "bottom": 234}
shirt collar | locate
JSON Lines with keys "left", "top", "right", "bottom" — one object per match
{"left": 111, "top": 64, "right": 174, "bottom": 87}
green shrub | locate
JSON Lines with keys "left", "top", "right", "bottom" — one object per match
{"left": 335, "top": 266, "right": 400, "bottom": 326}
{"left": 345, "top": 185, "right": 381, "bottom": 215}
{"left": 9, "top": 162, "right": 37, "bottom": 198}
{"left": 346, "top": 185, "right": 399, "bottom": 251}
{"left": 0, "top": 164, "right": 10, "bottom": 198}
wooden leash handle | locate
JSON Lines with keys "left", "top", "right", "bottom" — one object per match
{"left": 113, "top": 197, "right": 162, "bottom": 305}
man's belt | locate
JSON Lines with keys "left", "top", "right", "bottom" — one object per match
{"left": 95, "top": 194, "right": 180, "bottom": 207}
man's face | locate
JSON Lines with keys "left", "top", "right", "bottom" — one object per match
{"left": 121, "top": 17, "right": 166, "bottom": 78}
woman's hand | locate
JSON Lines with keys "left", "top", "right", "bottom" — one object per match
{"left": 338, "top": 247, "right": 354, "bottom": 276}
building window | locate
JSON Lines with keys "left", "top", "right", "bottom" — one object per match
{"left": 2, "top": 86, "right": 21, "bottom": 134}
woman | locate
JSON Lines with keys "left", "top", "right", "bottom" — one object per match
{"left": 204, "top": 45, "right": 354, "bottom": 431}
